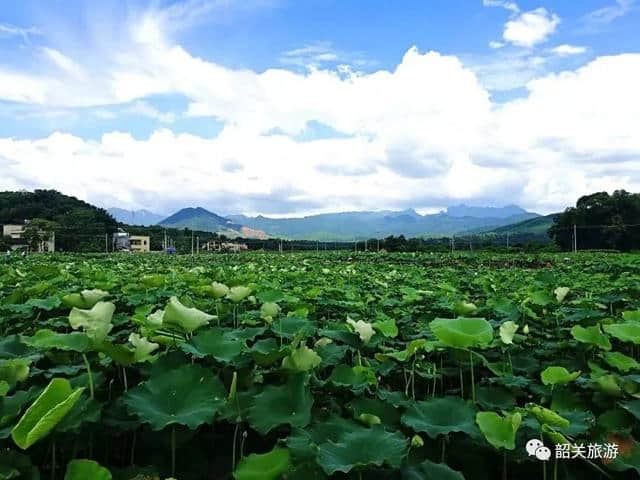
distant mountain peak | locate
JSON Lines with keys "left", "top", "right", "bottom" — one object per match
{"left": 445, "top": 204, "right": 529, "bottom": 219}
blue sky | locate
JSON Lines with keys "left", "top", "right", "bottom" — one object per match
{"left": 0, "top": 0, "right": 639, "bottom": 216}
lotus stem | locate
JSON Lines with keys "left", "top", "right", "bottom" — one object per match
{"left": 51, "top": 438, "right": 56, "bottom": 480}
{"left": 171, "top": 425, "right": 176, "bottom": 477}
{"left": 130, "top": 429, "right": 137, "bottom": 466}
{"left": 232, "top": 422, "right": 240, "bottom": 471}
{"left": 503, "top": 450, "right": 507, "bottom": 480}
{"left": 469, "top": 351, "right": 476, "bottom": 403}
{"left": 123, "top": 366, "right": 128, "bottom": 392}
{"left": 459, "top": 366, "right": 464, "bottom": 398}
{"left": 441, "top": 436, "right": 446, "bottom": 462}
{"left": 411, "top": 356, "right": 416, "bottom": 400}
{"left": 82, "top": 353, "right": 94, "bottom": 399}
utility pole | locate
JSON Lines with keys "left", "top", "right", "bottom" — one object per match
{"left": 163, "top": 229, "right": 167, "bottom": 251}
{"left": 506, "top": 232, "right": 510, "bottom": 249}
{"left": 365, "top": 239, "right": 368, "bottom": 251}
{"left": 573, "top": 224, "right": 577, "bottom": 253}
{"left": 196, "top": 236, "right": 200, "bottom": 254}
{"left": 191, "top": 231, "right": 194, "bottom": 256}
{"left": 451, "top": 235, "right": 455, "bottom": 252}
{"left": 316, "top": 241, "right": 319, "bottom": 253}
{"left": 105, "top": 233, "right": 108, "bottom": 253}
{"left": 377, "top": 238, "right": 380, "bottom": 252}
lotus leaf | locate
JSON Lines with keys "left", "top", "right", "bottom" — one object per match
{"left": 316, "top": 425, "right": 407, "bottom": 474}
{"left": 570, "top": 325, "right": 611, "bottom": 350}
{"left": 499, "top": 321, "right": 518, "bottom": 345}
{"left": 64, "top": 459, "right": 111, "bottom": 480}
{"left": 233, "top": 447, "right": 291, "bottom": 480}
{"left": 541, "top": 366, "right": 581, "bottom": 386}
{"left": 211, "top": 282, "right": 230, "bottom": 299}
{"left": 554, "top": 287, "right": 570, "bottom": 302}
{"left": 11, "top": 378, "right": 84, "bottom": 449}
{"left": 248, "top": 374, "right": 313, "bottom": 434}
{"left": 62, "top": 289, "right": 109, "bottom": 309}
{"left": 476, "top": 411, "right": 521, "bottom": 450}
{"left": 22, "top": 329, "right": 90, "bottom": 353}
{"left": 604, "top": 323, "right": 640, "bottom": 344}
{"left": 402, "top": 459, "right": 465, "bottom": 480}
{"left": 601, "top": 351, "right": 640, "bottom": 372}
{"left": 228, "top": 286, "right": 252, "bottom": 303}
{"left": 282, "top": 344, "right": 321, "bottom": 372}
{"left": 430, "top": 317, "right": 493, "bottom": 349}
{"left": 123, "top": 363, "right": 226, "bottom": 430}
{"left": 401, "top": 396, "right": 478, "bottom": 438}
{"left": 346, "top": 317, "right": 374, "bottom": 343}
{"left": 181, "top": 328, "right": 247, "bottom": 363}
{"left": 128, "top": 333, "right": 159, "bottom": 362}
{"left": 164, "top": 296, "right": 214, "bottom": 333}
{"left": 68, "top": 301, "right": 115, "bottom": 344}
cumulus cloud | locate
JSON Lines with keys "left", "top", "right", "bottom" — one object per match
{"left": 0, "top": 8, "right": 638, "bottom": 215}
{"left": 482, "top": 0, "right": 520, "bottom": 13}
{"left": 503, "top": 8, "right": 560, "bottom": 48}
{"left": 551, "top": 45, "right": 587, "bottom": 56}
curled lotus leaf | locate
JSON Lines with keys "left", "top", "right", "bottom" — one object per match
{"left": 64, "top": 460, "right": 111, "bottom": 480}
{"left": 164, "top": 296, "right": 215, "bottom": 333}
{"left": 346, "top": 317, "right": 374, "bottom": 343}
{"left": 499, "top": 321, "right": 519, "bottom": 345}
{"left": 11, "top": 378, "right": 84, "bottom": 449}
{"left": 62, "top": 289, "right": 109, "bottom": 309}
{"left": 571, "top": 325, "right": 611, "bottom": 351}
{"left": 68, "top": 301, "right": 115, "bottom": 344}
{"left": 430, "top": 317, "right": 493, "bottom": 349}
{"left": 233, "top": 447, "right": 291, "bottom": 480}
{"left": 554, "top": 287, "right": 570, "bottom": 302}
{"left": 128, "top": 333, "right": 159, "bottom": 363}
{"left": 211, "top": 282, "right": 230, "bottom": 299}
{"left": 541, "top": 366, "right": 581, "bottom": 386}
{"left": 604, "top": 323, "right": 640, "bottom": 345}
{"left": 227, "top": 286, "right": 252, "bottom": 303}
{"left": 476, "top": 411, "right": 521, "bottom": 450}
{"left": 281, "top": 344, "right": 321, "bottom": 372}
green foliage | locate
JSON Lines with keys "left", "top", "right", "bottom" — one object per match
{"left": 11, "top": 378, "right": 84, "bottom": 449}
{"left": 2, "top": 250, "right": 640, "bottom": 479}
{"left": 123, "top": 363, "right": 226, "bottom": 430}
{"left": 233, "top": 447, "right": 291, "bottom": 480}
{"left": 549, "top": 190, "right": 640, "bottom": 251}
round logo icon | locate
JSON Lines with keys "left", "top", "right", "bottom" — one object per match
{"left": 526, "top": 439, "right": 551, "bottom": 461}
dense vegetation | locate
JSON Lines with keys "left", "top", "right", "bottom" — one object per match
{"left": 1, "top": 251, "right": 640, "bottom": 479}
{"left": 550, "top": 191, "right": 640, "bottom": 251}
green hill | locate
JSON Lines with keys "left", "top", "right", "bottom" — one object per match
{"left": 487, "top": 214, "right": 558, "bottom": 235}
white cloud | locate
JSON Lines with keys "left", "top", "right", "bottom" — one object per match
{"left": 42, "top": 48, "right": 85, "bottom": 78}
{"left": 503, "top": 8, "right": 560, "bottom": 48}
{"left": 582, "top": 0, "right": 635, "bottom": 27}
{"left": 483, "top": 0, "right": 519, "bottom": 13}
{"left": 489, "top": 41, "right": 505, "bottom": 49}
{"left": 0, "top": 10, "right": 638, "bottom": 215}
{"left": 551, "top": 45, "right": 587, "bottom": 56}
{"left": 126, "top": 101, "right": 176, "bottom": 123}
{"left": 0, "top": 23, "right": 41, "bottom": 41}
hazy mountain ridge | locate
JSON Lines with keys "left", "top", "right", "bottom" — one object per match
{"left": 228, "top": 207, "right": 539, "bottom": 240}
{"left": 108, "top": 208, "right": 165, "bottom": 226}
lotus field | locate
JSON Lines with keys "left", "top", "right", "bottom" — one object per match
{"left": 2, "top": 251, "right": 640, "bottom": 479}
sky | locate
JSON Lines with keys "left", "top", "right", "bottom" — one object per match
{"left": 0, "top": 0, "right": 639, "bottom": 217}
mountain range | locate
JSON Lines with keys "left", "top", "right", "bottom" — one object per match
{"left": 107, "top": 208, "right": 166, "bottom": 226}
{"left": 108, "top": 203, "right": 542, "bottom": 240}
